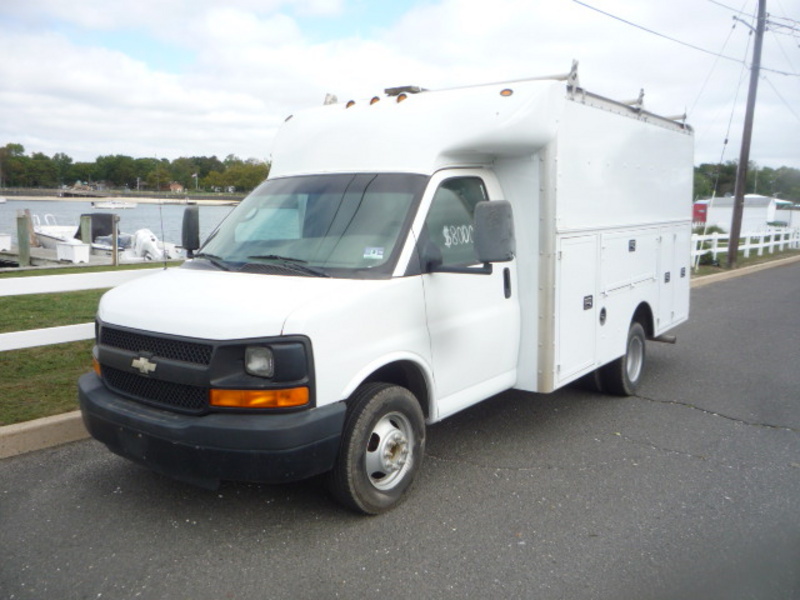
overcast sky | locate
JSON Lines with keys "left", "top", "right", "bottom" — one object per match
{"left": 1, "top": 0, "right": 798, "bottom": 169}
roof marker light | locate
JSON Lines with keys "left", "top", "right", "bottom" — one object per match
{"left": 396, "top": 93, "right": 408, "bottom": 103}
{"left": 500, "top": 88, "right": 514, "bottom": 97}
{"left": 370, "top": 96, "right": 380, "bottom": 105}
{"left": 346, "top": 100, "right": 356, "bottom": 108}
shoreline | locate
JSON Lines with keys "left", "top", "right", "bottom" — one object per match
{"left": 4, "top": 195, "right": 239, "bottom": 206}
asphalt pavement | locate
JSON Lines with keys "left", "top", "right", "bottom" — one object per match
{"left": 1, "top": 261, "right": 799, "bottom": 599}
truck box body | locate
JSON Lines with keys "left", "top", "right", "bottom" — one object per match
{"left": 79, "top": 74, "right": 693, "bottom": 511}
{"left": 270, "top": 79, "right": 693, "bottom": 394}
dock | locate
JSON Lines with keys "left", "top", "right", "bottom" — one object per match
{"left": 0, "top": 245, "right": 157, "bottom": 270}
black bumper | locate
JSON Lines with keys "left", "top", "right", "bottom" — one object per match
{"left": 78, "top": 373, "right": 346, "bottom": 488}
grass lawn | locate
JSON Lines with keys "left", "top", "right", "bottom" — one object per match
{"left": 0, "top": 289, "right": 106, "bottom": 333}
{"left": 691, "top": 248, "right": 800, "bottom": 277}
{"left": 0, "top": 341, "right": 93, "bottom": 426}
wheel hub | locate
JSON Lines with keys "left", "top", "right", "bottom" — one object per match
{"left": 365, "top": 413, "right": 413, "bottom": 490}
{"left": 381, "top": 430, "right": 409, "bottom": 473}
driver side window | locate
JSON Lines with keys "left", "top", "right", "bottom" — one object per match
{"left": 423, "top": 177, "right": 487, "bottom": 267}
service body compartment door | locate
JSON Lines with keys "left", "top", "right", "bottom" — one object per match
{"left": 671, "top": 227, "right": 691, "bottom": 324}
{"left": 596, "top": 229, "right": 659, "bottom": 364}
{"left": 555, "top": 234, "right": 598, "bottom": 385}
{"left": 657, "top": 225, "right": 691, "bottom": 332}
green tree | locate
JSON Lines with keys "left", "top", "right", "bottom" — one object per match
{"left": 170, "top": 157, "right": 199, "bottom": 189}
{"left": 70, "top": 162, "right": 96, "bottom": 185}
{"left": 145, "top": 162, "right": 172, "bottom": 191}
{"left": 201, "top": 159, "right": 269, "bottom": 192}
{"left": 193, "top": 155, "right": 224, "bottom": 178}
{"left": 1, "top": 143, "right": 27, "bottom": 186}
{"left": 51, "top": 152, "right": 73, "bottom": 186}
{"left": 29, "top": 152, "right": 57, "bottom": 187}
{"left": 133, "top": 157, "right": 160, "bottom": 190}
{"left": 202, "top": 170, "right": 225, "bottom": 190}
{"left": 227, "top": 159, "right": 269, "bottom": 191}
{"left": 223, "top": 154, "right": 243, "bottom": 169}
{"left": 95, "top": 154, "right": 137, "bottom": 187}
{"left": 5, "top": 154, "right": 31, "bottom": 187}
{"left": 693, "top": 169, "right": 713, "bottom": 200}
{"left": 773, "top": 167, "right": 800, "bottom": 201}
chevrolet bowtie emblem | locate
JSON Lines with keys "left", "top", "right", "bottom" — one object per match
{"left": 131, "top": 356, "right": 157, "bottom": 375}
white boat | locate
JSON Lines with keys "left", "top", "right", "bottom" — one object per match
{"left": 31, "top": 214, "right": 78, "bottom": 249}
{"left": 91, "top": 199, "right": 138, "bottom": 209}
{"left": 93, "top": 228, "right": 182, "bottom": 261}
{"left": 32, "top": 213, "right": 181, "bottom": 262}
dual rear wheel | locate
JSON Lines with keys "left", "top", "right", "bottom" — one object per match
{"left": 600, "top": 321, "right": 647, "bottom": 396}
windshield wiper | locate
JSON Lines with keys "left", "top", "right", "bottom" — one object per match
{"left": 249, "top": 254, "right": 309, "bottom": 264}
{"left": 193, "top": 252, "right": 231, "bottom": 271}
{"left": 247, "top": 254, "right": 330, "bottom": 277}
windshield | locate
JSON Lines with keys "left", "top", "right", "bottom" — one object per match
{"left": 197, "top": 173, "right": 427, "bottom": 278}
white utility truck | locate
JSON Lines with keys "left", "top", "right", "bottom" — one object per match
{"left": 79, "top": 66, "right": 694, "bottom": 514}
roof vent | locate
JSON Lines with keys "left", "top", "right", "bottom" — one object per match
{"left": 384, "top": 85, "right": 427, "bottom": 97}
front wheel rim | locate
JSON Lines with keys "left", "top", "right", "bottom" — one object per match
{"left": 364, "top": 411, "right": 415, "bottom": 491}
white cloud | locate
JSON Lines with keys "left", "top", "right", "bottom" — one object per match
{"left": 0, "top": 0, "right": 797, "bottom": 168}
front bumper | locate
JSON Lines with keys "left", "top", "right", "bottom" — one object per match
{"left": 78, "top": 373, "right": 346, "bottom": 488}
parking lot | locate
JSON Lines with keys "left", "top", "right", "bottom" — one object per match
{"left": 2, "top": 262, "right": 799, "bottom": 600}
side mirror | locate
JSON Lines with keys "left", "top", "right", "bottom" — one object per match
{"left": 182, "top": 205, "right": 200, "bottom": 257}
{"left": 474, "top": 200, "right": 515, "bottom": 263}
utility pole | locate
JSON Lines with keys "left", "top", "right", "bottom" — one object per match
{"left": 727, "top": 0, "right": 767, "bottom": 269}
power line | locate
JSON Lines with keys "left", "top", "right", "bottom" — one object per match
{"left": 768, "top": 18, "right": 800, "bottom": 29}
{"left": 763, "top": 75, "right": 800, "bottom": 122}
{"left": 572, "top": 0, "right": 800, "bottom": 76}
{"left": 690, "top": 18, "right": 742, "bottom": 116}
{"left": 711, "top": 0, "right": 800, "bottom": 31}
{"left": 714, "top": 1, "right": 800, "bottom": 32}
{"left": 573, "top": 0, "right": 746, "bottom": 62}
{"left": 769, "top": 26, "right": 798, "bottom": 73}
{"left": 706, "top": 0, "right": 754, "bottom": 16}
{"left": 767, "top": 11, "right": 800, "bottom": 27}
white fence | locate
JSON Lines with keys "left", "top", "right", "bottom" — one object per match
{"left": 0, "top": 269, "right": 160, "bottom": 352}
{"left": 691, "top": 227, "right": 800, "bottom": 266}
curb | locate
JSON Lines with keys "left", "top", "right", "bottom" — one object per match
{"left": 0, "top": 410, "right": 87, "bottom": 459}
{"left": 689, "top": 254, "right": 800, "bottom": 288}
{"left": 2, "top": 253, "right": 800, "bottom": 460}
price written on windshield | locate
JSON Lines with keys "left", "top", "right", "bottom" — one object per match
{"left": 443, "top": 224, "right": 473, "bottom": 248}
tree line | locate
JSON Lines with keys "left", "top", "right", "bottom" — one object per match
{"left": 694, "top": 161, "right": 800, "bottom": 202}
{"left": 0, "top": 143, "right": 270, "bottom": 193}
{"left": 2, "top": 142, "right": 799, "bottom": 201}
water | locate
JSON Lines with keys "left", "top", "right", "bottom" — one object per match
{"left": 0, "top": 199, "right": 236, "bottom": 247}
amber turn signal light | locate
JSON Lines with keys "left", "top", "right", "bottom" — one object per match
{"left": 210, "top": 387, "right": 309, "bottom": 409}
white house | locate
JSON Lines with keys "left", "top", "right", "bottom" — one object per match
{"left": 694, "top": 194, "right": 797, "bottom": 232}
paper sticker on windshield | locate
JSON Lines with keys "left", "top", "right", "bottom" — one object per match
{"left": 364, "top": 247, "right": 385, "bottom": 260}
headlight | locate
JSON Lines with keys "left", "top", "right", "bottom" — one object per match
{"left": 245, "top": 346, "right": 274, "bottom": 378}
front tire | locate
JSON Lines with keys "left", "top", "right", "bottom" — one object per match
{"left": 327, "top": 383, "right": 425, "bottom": 515}
{"left": 601, "top": 321, "right": 646, "bottom": 396}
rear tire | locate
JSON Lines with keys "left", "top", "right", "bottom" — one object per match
{"left": 327, "top": 383, "right": 425, "bottom": 515}
{"left": 601, "top": 321, "right": 646, "bottom": 396}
